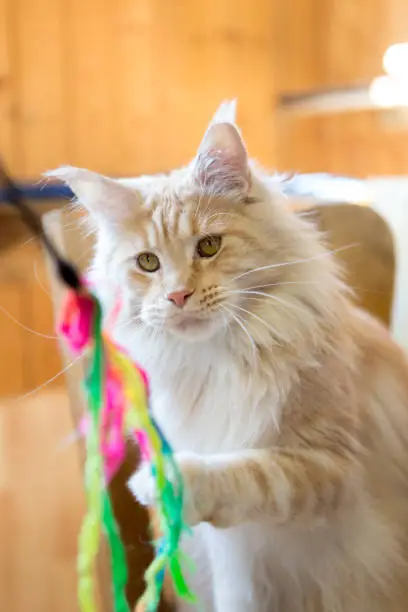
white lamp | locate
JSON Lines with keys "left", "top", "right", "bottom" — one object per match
{"left": 383, "top": 43, "right": 408, "bottom": 79}
{"left": 369, "top": 43, "right": 408, "bottom": 108}
{"left": 369, "top": 74, "right": 408, "bottom": 107}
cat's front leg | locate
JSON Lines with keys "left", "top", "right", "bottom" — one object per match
{"left": 187, "top": 447, "right": 358, "bottom": 528}
{"left": 129, "top": 441, "right": 359, "bottom": 529}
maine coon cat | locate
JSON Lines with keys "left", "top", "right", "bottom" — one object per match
{"left": 49, "top": 102, "right": 408, "bottom": 611}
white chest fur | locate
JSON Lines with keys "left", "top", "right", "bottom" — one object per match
{"left": 114, "top": 326, "right": 281, "bottom": 454}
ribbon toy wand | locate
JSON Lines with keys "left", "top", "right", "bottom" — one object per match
{"left": 0, "top": 163, "right": 195, "bottom": 612}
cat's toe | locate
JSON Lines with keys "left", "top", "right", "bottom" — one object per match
{"left": 127, "top": 462, "right": 155, "bottom": 507}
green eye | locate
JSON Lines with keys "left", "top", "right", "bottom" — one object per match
{"left": 137, "top": 252, "right": 160, "bottom": 272}
{"left": 196, "top": 235, "right": 222, "bottom": 258}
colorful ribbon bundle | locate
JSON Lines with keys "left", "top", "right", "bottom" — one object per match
{"left": 59, "top": 287, "right": 195, "bottom": 612}
{"left": 0, "top": 165, "right": 194, "bottom": 612}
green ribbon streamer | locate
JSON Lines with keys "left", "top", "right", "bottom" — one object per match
{"left": 102, "top": 492, "right": 130, "bottom": 612}
{"left": 84, "top": 299, "right": 130, "bottom": 612}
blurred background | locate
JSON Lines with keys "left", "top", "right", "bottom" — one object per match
{"left": 1, "top": 1, "right": 408, "bottom": 611}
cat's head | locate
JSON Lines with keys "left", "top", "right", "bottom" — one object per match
{"left": 47, "top": 101, "right": 337, "bottom": 346}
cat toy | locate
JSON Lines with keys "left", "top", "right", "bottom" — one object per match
{"left": 0, "top": 164, "right": 195, "bottom": 612}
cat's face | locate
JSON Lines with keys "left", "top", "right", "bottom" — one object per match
{"left": 108, "top": 186, "right": 272, "bottom": 341}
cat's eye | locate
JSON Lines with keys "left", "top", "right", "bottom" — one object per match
{"left": 137, "top": 252, "right": 160, "bottom": 272}
{"left": 196, "top": 235, "right": 222, "bottom": 258}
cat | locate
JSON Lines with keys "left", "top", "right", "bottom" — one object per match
{"left": 48, "top": 101, "right": 408, "bottom": 611}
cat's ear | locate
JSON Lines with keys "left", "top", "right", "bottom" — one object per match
{"left": 210, "top": 99, "right": 238, "bottom": 125}
{"left": 192, "top": 100, "right": 251, "bottom": 200}
{"left": 44, "top": 166, "right": 139, "bottom": 223}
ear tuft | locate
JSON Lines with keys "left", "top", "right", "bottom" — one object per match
{"left": 45, "top": 166, "right": 139, "bottom": 223}
{"left": 45, "top": 165, "right": 87, "bottom": 182}
{"left": 209, "top": 99, "right": 237, "bottom": 126}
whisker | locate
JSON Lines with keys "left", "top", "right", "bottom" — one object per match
{"left": 202, "top": 187, "right": 218, "bottom": 217}
{"left": 76, "top": 245, "right": 95, "bottom": 264}
{"left": 228, "top": 244, "right": 358, "bottom": 284}
{"left": 53, "top": 218, "right": 86, "bottom": 231}
{"left": 114, "top": 303, "right": 159, "bottom": 330}
{"left": 229, "top": 303, "right": 284, "bottom": 346}
{"left": 204, "top": 211, "right": 236, "bottom": 225}
{"left": 115, "top": 313, "right": 144, "bottom": 330}
{"left": 198, "top": 177, "right": 219, "bottom": 220}
{"left": 57, "top": 427, "right": 82, "bottom": 452}
{"left": 15, "top": 354, "right": 83, "bottom": 402}
{"left": 14, "top": 234, "right": 36, "bottom": 250}
{"left": 226, "top": 290, "right": 310, "bottom": 317}
{"left": 34, "top": 259, "right": 52, "bottom": 299}
{"left": 238, "top": 280, "right": 323, "bottom": 292}
{"left": 193, "top": 191, "right": 204, "bottom": 222}
{"left": 0, "top": 303, "right": 59, "bottom": 339}
{"left": 194, "top": 166, "right": 210, "bottom": 221}
{"left": 219, "top": 303, "right": 257, "bottom": 353}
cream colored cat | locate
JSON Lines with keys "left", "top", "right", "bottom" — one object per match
{"left": 49, "top": 102, "right": 408, "bottom": 611}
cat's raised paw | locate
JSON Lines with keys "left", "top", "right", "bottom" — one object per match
{"left": 127, "top": 452, "right": 212, "bottom": 527}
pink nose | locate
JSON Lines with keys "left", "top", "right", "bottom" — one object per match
{"left": 167, "top": 289, "right": 194, "bottom": 308}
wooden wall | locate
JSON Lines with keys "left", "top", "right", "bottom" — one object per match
{"left": 2, "top": 0, "right": 408, "bottom": 180}
{"left": 0, "top": 0, "right": 276, "bottom": 180}
{"left": 275, "top": 0, "right": 408, "bottom": 176}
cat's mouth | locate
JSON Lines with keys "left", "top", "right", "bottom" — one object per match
{"left": 144, "top": 309, "right": 220, "bottom": 340}
{"left": 165, "top": 312, "right": 218, "bottom": 340}
{"left": 172, "top": 314, "right": 209, "bottom": 332}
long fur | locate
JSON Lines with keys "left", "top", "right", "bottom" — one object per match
{"left": 49, "top": 103, "right": 408, "bottom": 611}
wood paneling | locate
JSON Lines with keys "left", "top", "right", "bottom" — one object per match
{"left": 10, "top": 0, "right": 66, "bottom": 178}
{"left": 276, "top": 0, "right": 404, "bottom": 94}
{"left": 0, "top": 215, "right": 61, "bottom": 396}
{"left": 0, "top": 0, "right": 13, "bottom": 168}
{"left": 276, "top": 0, "right": 408, "bottom": 177}
{"left": 0, "top": 0, "right": 276, "bottom": 180}
{"left": 2, "top": 0, "right": 408, "bottom": 179}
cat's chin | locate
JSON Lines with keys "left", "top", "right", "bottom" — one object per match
{"left": 167, "top": 315, "right": 219, "bottom": 342}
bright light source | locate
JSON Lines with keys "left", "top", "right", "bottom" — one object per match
{"left": 383, "top": 42, "right": 408, "bottom": 78}
{"left": 369, "top": 75, "right": 408, "bottom": 107}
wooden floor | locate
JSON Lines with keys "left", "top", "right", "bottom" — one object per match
{"left": 0, "top": 390, "right": 85, "bottom": 612}
{"left": 0, "top": 213, "right": 86, "bottom": 612}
